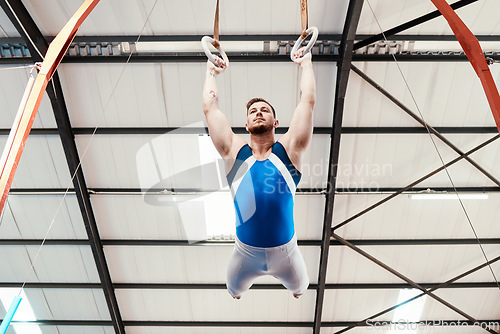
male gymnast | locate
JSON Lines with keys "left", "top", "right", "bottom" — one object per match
{"left": 202, "top": 48, "right": 316, "bottom": 299}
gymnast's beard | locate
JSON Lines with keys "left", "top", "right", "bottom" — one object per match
{"left": 248, "top": 123, "right": 274, "bottom": 135}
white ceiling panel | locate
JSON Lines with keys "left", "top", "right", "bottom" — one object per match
{"left": 0, "top": 245, "right": 100, "bottom": 283}
{"left": 91, "top": 194, "right": 324, "bottom": 240}
{"left": 327, "top": 244, "right": 500, "bottom": 284}
{"left": 116, "top": 289, "right": 315, "bottom": 322}
{"left": 76, "top": 134, "right": 214, "bottom": 189}
{"left": 43, "top": 327, "right": 115, "bottom": 334}
{"left": 322, "top": 289, "right": 401, "bottom": 322}
{"left": 105, "top": 245, "right": 320, "bottom": 285}
{"left": 24, "top": 288, "right": 110, "bottom": 320}
{"left": 59, "top": 62, "right": 335, "bottom": 128}
{"left": 357, "top": 0, "right": 441, "bottom": 36}
{"left": 344, "top": 64, "right": 420, "bottom": 128}
{"left": 334, "top": 193, "right": 500, "bottom": 240}
{"left": 23, "top": 0, "right": 348, "bottom": 36}
{"left": 0, "top": 66, "right": 56, "bottom": 128}
{"left": 1, "top": 0, "right": 499, "bottom": 331}
{"left": 345, "top": 62, "right": 500, "bottom": 128}
{"left": 0, "top": 195, "right": 86, "bottom": 239}
{"left": 0, "top": 8, "right": 20, "bottom": 37}
{"left": 336, "top": 133, "right": 499, "bottom": 189}
{"left": 58, "top": 63, "right": 169, "bottom": 128}
{"left": 327, "top": 244, "right": 405, "bottom": 285}
{"left": 294, "top": 195, "right": 325, "bottom": 240}
{"left": 356, "top": 0, "right": 500, "bottom": 36}
{"left": 323, "top": 289, "right": 499, "bottom": 324}
{"left": 76, "top": 133, "right": 330, "bottom": 189}
{"left": 432, "top": 288, "right": 500, "bottom": 320}
{"left": 126, "top": 327, "right": 312, "bottom": 334}
{"left": 91, "top": 194, "right": 185, "bottom": 240}
{"left": 0, "top": 135, "right": 72, "bottom": 189}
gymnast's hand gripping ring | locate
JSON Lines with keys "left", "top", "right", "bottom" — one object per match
{"left": 201, "top": 36, "right": 230, "bottom": 73}
{"left": 290, "top": 26, "right": 318, "bottom": 62}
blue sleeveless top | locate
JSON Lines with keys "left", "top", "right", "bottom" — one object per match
{"left": 226, "top": 142, "right": 301, "bottom": 247}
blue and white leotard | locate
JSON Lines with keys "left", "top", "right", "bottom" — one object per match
{"left": 226, "top": 142, "right": 301, "bottom": 247}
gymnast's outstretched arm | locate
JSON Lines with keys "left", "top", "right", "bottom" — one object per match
{"left": 202, "top": 57, "right": 245, "bottom": 164}
{"left": 279, "top": 49, "right": 316, "bottom": 169}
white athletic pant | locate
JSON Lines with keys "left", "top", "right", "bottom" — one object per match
{"left": 226, "top": 234, "right": 309, "bottom": 297}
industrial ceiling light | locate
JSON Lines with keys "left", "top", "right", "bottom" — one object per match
{"left": 408, "top": 189, "right": 488, "bottom": 200}
{"left": 123, "top": 41, "right": 274, "bottom": 53}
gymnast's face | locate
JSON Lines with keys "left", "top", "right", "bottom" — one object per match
{"left": 246, "top": 101, "right": 278, "bottom": 135}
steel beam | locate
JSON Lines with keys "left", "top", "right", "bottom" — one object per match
{"left": 351, "top": 53, "right": 489, "bottom": 62}
{"left": 326, "top": 282, "right": 500, "bottom": 289}
{"left": 313, "top": 1, "right": 364, "bottom": 333}
{"left": 66, "top": 33, "right": 500, "bottom": 43}
{"left": 112, "top": 281, "right": 500, "bottom": 290}
{"left": 47, "top": 79, "right": 126, "bottom": 334}
{"left": 0, "top": 52, "right": 491, "bottom": 64}
{"left": 0, "top": 1, "right": 125, "bottom": 333}
{"left": 6, "top": 187, "right": 328, "bottom": 195}
{"left": 0, "top": 281, "right": 497, "bottom": 289}
{"left": 322, "top": 320, "right": 500, "bottom": 329}
{"left": 5, "top": 186, "right": 500, "bottom": 195}
{"left": 5, "top": 319, "right": 499, "bottom": 328}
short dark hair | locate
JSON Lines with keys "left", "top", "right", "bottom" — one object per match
{"left": 246, "top": 97, "right": 276, "bottom": 117}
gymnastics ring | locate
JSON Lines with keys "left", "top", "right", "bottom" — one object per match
{"left": 290, "top": 26, "right": 319, "bottom": 62}
{"left": 201, "top": 36, "right": 230, "bottom": 73}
